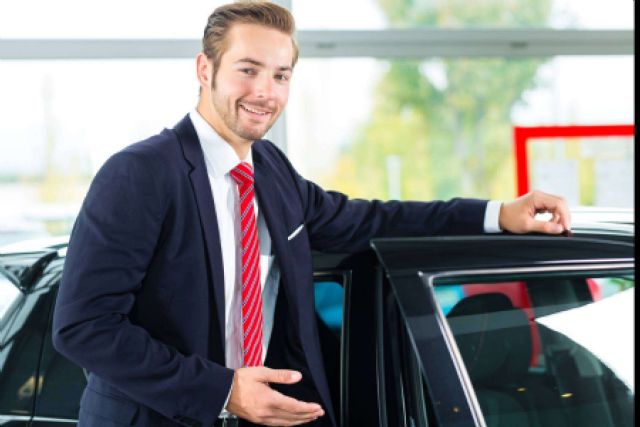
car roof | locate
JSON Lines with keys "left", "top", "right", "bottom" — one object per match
{"left": 371, "top": 234, "right": 634, "bottom": 275}
{"left": 0, "top": 235, "right": 70, "bottom": 255}
{"left": 0, "top": 208, "right": 634, "bottom": 288}
{"left": 370, "top": 207, "right": 634, "bottom": 274}
{"left": 570, "top": 206, "right": 633, "bottom": 225}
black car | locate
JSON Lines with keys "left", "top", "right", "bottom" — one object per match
{"left": 0, "top": 213, "right": 634, "bottom": 427}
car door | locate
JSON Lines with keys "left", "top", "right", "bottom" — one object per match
{"left": 370, "top": 233, "right": 634, "bottom": 427}
{"left": 312, "top": 250, "right": 382, "bottom": 427}
{"left": 30, "top": 270, "right": 87, "bottom": 426}
{"left": 0, "top": 246, "right": 380, "bottom": 427}
{"left": 1, "top": 250, "right": 86, "bottom": 426}
{"left": 0, "top": 261, "right": 58, "bottom": 426}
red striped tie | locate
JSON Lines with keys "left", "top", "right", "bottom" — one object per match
{"left": 231, "top": 162, "right": 263, "bottom": 367}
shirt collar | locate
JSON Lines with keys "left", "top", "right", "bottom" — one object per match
{"left": 189, "top": 109, "right": 253, "bottom": 178}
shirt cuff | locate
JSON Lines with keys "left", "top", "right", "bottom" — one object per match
{"left": 219, "top": 380, "right": 234, "bottom": 417}
{"left": 483, "top": 200, "right": 503, "bottom": 233}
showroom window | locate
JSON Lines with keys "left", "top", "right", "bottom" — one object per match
{"left": 0, "top": 0, "right": 634, "bottom": 244}
{"left": 0, "top": 59, "right": 196, "bottom": 240}
{"left": 293, "top": 0, "right": 633, "bottom": 30}
{"left": 287, "top": 56, "right": 633, "bottom": 202}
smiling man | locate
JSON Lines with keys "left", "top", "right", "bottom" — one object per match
{"left": 52, "top": 1, "right": 571, "bottom": 427}
{"left": 198, "top": 22, "right": 293, "bottom": 159}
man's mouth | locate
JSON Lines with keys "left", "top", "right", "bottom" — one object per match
{"left": 239, "top": 102, "right": 272, "bottom": 116}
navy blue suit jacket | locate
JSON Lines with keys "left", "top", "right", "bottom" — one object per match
{"left": 52, "top": 115, "right": 488, "bottom": 426}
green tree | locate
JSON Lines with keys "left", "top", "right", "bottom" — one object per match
{"left": 325, "top": 0, "right": 551, "bottom": 201}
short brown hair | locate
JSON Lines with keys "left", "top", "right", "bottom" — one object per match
{"left": 203, "top": 1, "right": 299, "bottom": 84}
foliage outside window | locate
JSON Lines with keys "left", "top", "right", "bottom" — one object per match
{"left": 321, "top": 0, "right": 551, "bottom": 201}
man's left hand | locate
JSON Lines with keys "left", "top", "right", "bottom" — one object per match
{"left": 499, "top": 190, "right": 571, "bottom": 234}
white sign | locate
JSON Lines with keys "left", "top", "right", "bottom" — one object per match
{"left": 595, "top": 160, "right": 634, "bottom": 208}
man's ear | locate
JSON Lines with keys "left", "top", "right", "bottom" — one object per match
{"left": 196, "top": 53, "right": 212, "bottom": 90}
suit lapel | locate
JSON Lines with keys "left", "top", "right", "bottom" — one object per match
{"left": 254, "top": 147, "right": 337, "bottom": 427}
{"left": 174, "top": 116, "right": 226, "bottom": 349}
{"left": 253, "top": 148, "right": 302, "bottom": 324}
{"left": 253, "top": 152, "right": 284, "bottom": 252}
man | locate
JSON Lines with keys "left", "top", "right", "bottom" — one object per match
{"left": 52, "top": 2, "right": 571, "bottom": 427}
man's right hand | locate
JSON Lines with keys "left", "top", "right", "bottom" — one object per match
{"left": 226, "top": 367, "right": 325, "bottom": 426}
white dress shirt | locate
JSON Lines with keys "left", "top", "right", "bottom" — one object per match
{"left": 484, "top": 200, "right": 502, "bottom": 232}
{"left": 189, "top": 110, "right": 281, "bottom": 372}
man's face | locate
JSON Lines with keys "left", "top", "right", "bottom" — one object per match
{"left": 199, "top": 23, "right": 294, "bottom": 150}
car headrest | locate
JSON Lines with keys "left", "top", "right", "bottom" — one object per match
{"left": 446, "top": 292, "right": 532, "bottom": 385}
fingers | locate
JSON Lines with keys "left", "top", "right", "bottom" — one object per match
{"left": 529, "top": 218, "right": 564, "bottom": 234}
{"left": 255, "top": 367, "right": 303, "bottom": 384}
{"left": 531, "top": 190, "right": 571, "bottom": 232}
{"left": 227, "top": 367, "right": 324, "bottom": 426}
{"left": 271, "top": 390, "right": 324, "bottom": 416}
{"left": 499, "top": 190, "right": 572, "bottom": 234}
{"left": 253, "top": 391, "right": 325, "bottom": 426}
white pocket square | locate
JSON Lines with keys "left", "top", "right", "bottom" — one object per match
{"left": 287, "top": 224, "right": 305, "bottom": 241}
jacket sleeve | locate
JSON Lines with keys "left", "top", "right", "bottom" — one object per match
{"left": 52, "top": 149, "right": 233, "bottom": 426}
{"left": 268, "top": 143, "right": 488, "bottom": 253}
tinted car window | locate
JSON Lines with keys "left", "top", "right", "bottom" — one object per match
{"left": 314, "top": 280, "right": 344, "bottom": 333}
{"left": 435, "top": 273, "right": 634, "bottom": 427}
{"left": 313, "top": 276, "right": 347, "bottom": 421}
{"left": 33, "top": 287, "right": 86, "bottom": 421}
{"left": 379, "top": 279, "right": 432, "bottom": 427}
{"left": 0, "top": 271, "right": 52, "bottom": 418}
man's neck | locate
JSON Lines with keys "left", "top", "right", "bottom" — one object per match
{"left": 195, "top": 104, "right": 252, "bottom": 160}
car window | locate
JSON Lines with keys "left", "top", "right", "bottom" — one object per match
{"left": 379, "top": 279, "right": 432, "bottom": 427}
{"left": 313, "top": 275, "right": 347, "bottom": 421}
{"left": 434, "top": 272, "right": 634, "bottom": 427}
{"left": 0, "top": 272, "right": 53, "bottom": 419}
{"left": 314, "top": 280, "right": 344, "bottom": 333}
{"left": 34, "top": 287, "right": 87, "bottom": 421}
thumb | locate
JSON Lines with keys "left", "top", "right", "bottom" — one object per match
{"left": 530, "top": 219, "right": 564, "bottom": 234}
{"left": 258, "top": 368, "right": 302, "bottom": 384}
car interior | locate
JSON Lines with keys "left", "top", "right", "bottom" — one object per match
{"left": 445, "top": 277, "right": 634, "bottom": 427}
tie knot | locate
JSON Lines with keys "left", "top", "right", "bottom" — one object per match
{"left": 231, "top": 162, "right": 254, "bottom": 186}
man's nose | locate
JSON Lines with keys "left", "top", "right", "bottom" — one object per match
{"left": 254, "top": 73, "right": 274, "bottom": 99}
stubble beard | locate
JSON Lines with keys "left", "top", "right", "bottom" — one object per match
{"left": 211, "top": 89, "right": 276, "bottom": 143}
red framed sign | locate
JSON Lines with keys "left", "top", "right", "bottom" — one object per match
{"left": 513, "top": 125, "right": 635, "bottom": 197}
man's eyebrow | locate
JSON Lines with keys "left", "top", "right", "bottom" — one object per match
{"left": 235, "top": 58, "right": 263, "bottom": 67}
{"left": 235, "top": 58, "right": 292, "bottom": 72}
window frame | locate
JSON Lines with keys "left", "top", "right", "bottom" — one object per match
{"left": 0, "top": 29, "right": 633, "bottom": 155}
{"left": 312, "top": 269, "right": 351, "bottom": 426}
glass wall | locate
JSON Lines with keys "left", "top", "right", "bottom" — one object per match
{"left": 0, "top": 59, "right": 197, "bottom": 242}
{"left": 287, "top": 56, "right": 634, "bottom": 201}
{"left": 0, "top": 0, "right": 222, "bottom": 39}
{"left": 293, "top": 0, "right": 634, "bottom": 30}
{"left": 0, "top": 0, "right": 634, "bottom": 245}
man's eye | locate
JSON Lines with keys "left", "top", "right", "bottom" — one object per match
{"left": 275, "top": 74, "right": 290, "bottom": 82}
{"left": 240, "top": 68, "right": 256, "bottom": 75}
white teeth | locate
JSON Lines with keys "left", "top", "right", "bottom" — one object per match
{"left": 241, "top": 104, "right": 268, "bottom": 115}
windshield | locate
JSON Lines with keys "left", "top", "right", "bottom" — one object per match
{"left": 434, "top": 272, "right": 634, "bottom": 427}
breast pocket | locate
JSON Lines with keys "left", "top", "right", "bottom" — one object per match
{"left": 285, "top": 223, "right": 312, "bottom": 261}
{"left": 287, "top": 223, "right": 305, "bottom": 241}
